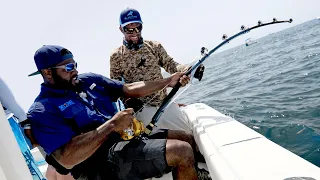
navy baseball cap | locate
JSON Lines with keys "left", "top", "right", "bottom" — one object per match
{"left": 28, "top": 45, "right": 73, "bottom": 77}
{"left": 119, "top": 8, "right": 143, "bottom": 27}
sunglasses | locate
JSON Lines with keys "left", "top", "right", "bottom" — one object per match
{"left": 123, "top": 24, "right": 143, "bottom": 34}
{"left": 51, "top": 62, "right": 77, "bottom": 72}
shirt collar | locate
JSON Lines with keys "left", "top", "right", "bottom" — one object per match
{"left": 40, "top": 83, "right": 70, "bottom": 96}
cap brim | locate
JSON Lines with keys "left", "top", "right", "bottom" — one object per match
{"left": 121, "top": 20, "right": 143, "bottom": 27}
{"left": 28, "top": 71, "right": 41, "bottom": 77}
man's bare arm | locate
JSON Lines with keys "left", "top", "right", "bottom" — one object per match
{"left": 51, "top": 109, "right": 134, "bottom": 169}
{"left": 123, "top": 72, "right": 189, "bottom": 98}
{"left": 123, "top": 77, "right": 171, "bottom": 98}
{"left": 51, "top": 121, "right": 115, "bottom": 169}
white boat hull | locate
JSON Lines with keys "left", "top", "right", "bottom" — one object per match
{"left": 182, "top": 103, "right": 320, "bottom": 180}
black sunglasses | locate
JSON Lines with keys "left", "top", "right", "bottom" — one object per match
{"left": 123, "top": 24, "right": 143, "bottom": 34}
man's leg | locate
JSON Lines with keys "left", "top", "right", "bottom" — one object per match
{"left": 46, "top": 165, "right": 57, "bottom": 180}
{"left": 165, "top": 139, "right": 198, "bottom": 180}
{"left": 159, "top": 102, "right": 192, "bottom": 134}
{"left": 135, "top": 103, "right": 192, "bottom": 134}
{"left": 167, "top": 129, "right": 195, "bottom": 146}
{"left": 167, "top": 130, "right": 211, "bottom": 180}
{"left": 110, "top": 130, "right": 198, "bottom": 180}
{"left": 46, "top": 165, "right": 74, "bottom": 180}
{"left": 167, "top": 129, "right": 204, "bottom": 160}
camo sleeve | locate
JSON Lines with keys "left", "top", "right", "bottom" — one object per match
{"left": 153, "top": 42, "right": 185, "bottom": 74}
{"left": 110, "top": 49, "right": 123, "bottom": 81}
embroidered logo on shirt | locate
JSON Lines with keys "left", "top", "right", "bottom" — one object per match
{"left": 58, "top": 100, "right": 75, "bottom": 111}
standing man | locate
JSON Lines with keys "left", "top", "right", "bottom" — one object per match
{"left": 110, "top": 8, "right": 204, "bottom": 134}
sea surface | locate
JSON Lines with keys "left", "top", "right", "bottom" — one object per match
{"left": 177, "top": 19, "right": 320, "bottom": 167}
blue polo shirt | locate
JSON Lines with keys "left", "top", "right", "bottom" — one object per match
{"left": 27, "top": 73, "right": 124, "bottom": 155}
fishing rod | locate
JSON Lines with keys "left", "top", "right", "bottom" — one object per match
{"left": 142, "top": 18, "right": 293, "bottom": 136}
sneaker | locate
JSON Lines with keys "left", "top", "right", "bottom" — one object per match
{"left": 197, "top": 168, "right": 211, "bottom": 180}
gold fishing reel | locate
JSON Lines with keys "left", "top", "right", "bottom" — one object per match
{"left": 119, "top": 118, "right": 145, "bottom": 140}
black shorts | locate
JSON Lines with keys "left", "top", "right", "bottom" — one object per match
{"left": 75, "top": 129, "right": 169, "bottom": 180}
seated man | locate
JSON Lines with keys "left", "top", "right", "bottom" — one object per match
{"left": 27, "top": 45, "right": 210, "bottom": 180}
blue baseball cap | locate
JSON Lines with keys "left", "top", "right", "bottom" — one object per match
{"left": 119, "top": 8, "right": 143, "bottom": 27}
{"left": 28, "top": 45, "right": 73, "bottom": 77}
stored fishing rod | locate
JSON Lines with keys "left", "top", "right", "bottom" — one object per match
{"left": 142, "top": 18, "right": 293, "bottom": 136}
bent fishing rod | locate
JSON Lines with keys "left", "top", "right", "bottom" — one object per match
{"left": 141, "top": 18, "right": 293, "bottom": 136}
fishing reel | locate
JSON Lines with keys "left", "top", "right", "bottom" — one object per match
{"left": 118, "top": 118, "right": 145, "bottom": 140}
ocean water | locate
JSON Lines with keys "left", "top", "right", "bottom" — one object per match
{"left": 177, "top": 19, "right": 320, "bottom": 167}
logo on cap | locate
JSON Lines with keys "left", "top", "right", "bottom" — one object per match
{"left": 127, "top": 11, "right": 133, "bottom": 16}
{"left": 124, "top": 10, "right": 138, "bottom": 21}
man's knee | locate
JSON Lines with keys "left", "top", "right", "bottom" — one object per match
{"left": 167, "top": 130, "right": 195, "bottom": 146}
{"left": 166, "top": 139, "right": 195, "bottom": 167}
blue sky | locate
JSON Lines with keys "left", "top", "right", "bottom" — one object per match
{"left": 0, "top": 0, "right": 319, "bottom": 110}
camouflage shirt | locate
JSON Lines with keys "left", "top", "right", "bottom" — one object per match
{"left": 110, "top": 40, "right": 184, "bottom": 106}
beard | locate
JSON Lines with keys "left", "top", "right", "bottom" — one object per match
{"left": 51, "top": 69, "right": 76, "bottom": 89}
{"left": 125, "top": 36, "right": 144, "bottom": 50}
{"left": 128, "top": 35, "right": 142, "bottom": 44}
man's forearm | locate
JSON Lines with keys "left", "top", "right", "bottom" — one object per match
{"left": 123, "top": 77, "right": 171, "bottom": 98}
{"left": 52, "top": 120, "right": 116, "bottom": 169}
